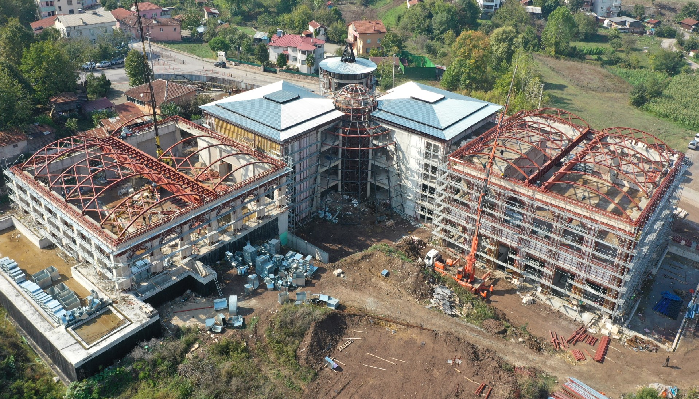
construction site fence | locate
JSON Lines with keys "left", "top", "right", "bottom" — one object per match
{"left": 152, "top": 73, "right": 260, "bottom": 91}
{"left": 283, "top": 232, "right": 329, "bottom": 263}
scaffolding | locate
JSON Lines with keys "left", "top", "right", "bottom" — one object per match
{"left": 432, "top": 108, "right": 688, "bottom": 321}
{"left": 315, "top": 85, "right": 400, "bottom": 221}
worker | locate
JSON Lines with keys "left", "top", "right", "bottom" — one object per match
{"left": 664, "top": 356, "right": 670, "bottom": 367}
{"left": 489, "top": 284, "right": 494, "bottom": 294}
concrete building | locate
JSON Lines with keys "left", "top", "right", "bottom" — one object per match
{"left": 372, "top": 82, "right": 502, "bottom": 222}
{"left": 318, "top": 45, "right": 377, "bottom": 96}
{"left": 3, "top": 116, "right": 290, "bottom": 379}
{"left": 54, "top": 8, "right": 117, "bottom": 41}
{"left": 591, "top": 0, "right": 621, "bottom": 18}
{"left": 130, "top": 1, "right": 164, "bottom": 19}
{"left": 118, "top": 14, "right": 182, "bottom": 42}
{"left": 201, "top": 81, "right": 344, "bottom": 230}
{"left": 433, "top": 109, "right": 687, "bottom": 321}
{"left": 35, "top": 0, "right": 82, "bottom": 18}
{"left": 267, "top": 33, "right": 325, "bottom": 74}
{"left": 604, "top": 16, "right": 644, "bottom": 33}
{"left": 308, "top": 20, "right": 326, "bottom": 40}
{"left": 0, "top": 130, "right": 28, "bottom": 164}
{"left": 30, "top": 15, "right": 58, "bottom": 34}
{"left": 347, "top": 20, "right": 386, "bottom": 56}
{"left": 477, "top": 0, "right": 503, "bottom": 14}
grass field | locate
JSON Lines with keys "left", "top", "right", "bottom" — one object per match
{"left": 160, "top": 42, "right": 216, "bottom": 59}
{"left": 534, "top": 54, "right": 693, "bottom": 150}
{"left": 234, "top": 25, "right": 256, "bottom": 36}
{"left": 373, "top": 0, "right": 406, "bottom": 28}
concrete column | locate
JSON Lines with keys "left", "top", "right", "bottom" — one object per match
{"left": 233, "top": 199, "right": 243, "bottom": 232}
{"left": 275, "top": 184, "right": 287, "bottom": 208}
{"left": 207, "top": 210, "right": 220, "bottom": 243}
{"left": 256, "top": 188, "right": 266, "bottom": 219}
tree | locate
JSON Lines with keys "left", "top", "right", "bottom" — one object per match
{"left": 626, "top": 388, "right": 663, "bottom": 399}
{"left": 650, "top": 49, "right": 686, "bottom": 75}
{"left": 181, "top": 9, "right": 202, "bottom": 33}
{"left": 65, "top": 118, "right": 79, "bottom": 133}
{"left": 0, "top": 18, "right": 34, "bottom": 66}
{"left": 633, "top": 4, "right": 645, "bottom": 19}
{"left": 490, "top": 26, "right": 518, "bottom": 72}
{"left": 85, "top": 73, "right": 111, "bottom": 100}
{"left": 306, "top": 52, "right": 315, "bottom": 73}
{"left": 276, "top": 53, "right": 287, "bottom": 68}
{"left": 37, "top": 26, "right": 61, "bottom": 41}
{"left": 678, "top": 2, "right": 699, "bottom": 20}
{"left": 518, "top": 25, "right": 539, "bottom": 51}
{"left": 567, "top": 0, "right": 585, "bottom": 12}
{"left": 574, "top": 12, "right": 597, "bottom": 40}
{"left": 399, "top": 3, "right": 432, "bottom": 37}
{"left": 492, "top": 1, "right": 532, "bottom": 31}
{"left": 0, "top": 0, "right": 37, "bottom": 26}
{"left": 441, "top": 30, "right": 491, "bottom": 91}
{"left": 100, "top": 0, "right": 119, "bottom": 11}
{"left": 375, "top": 59, "right": 397, "bottom": 90}
{"left": 160, "top": 102, "right": 181, "bottom": 117}
{"left": 326, "top": 20, "right": 346, "bottom": 43}
{"left": 20, "top": 40, "right": 76, "bottom": 104}
{"left": 455, "top": 0, "right": 481, "bottom": 31}
{"left": 381, "top": 31, "right": 404, "bottom": 56}
{"left": 125, "top": 49, "right": 152, "bottom": 87}
{"left": 280, "top": 5, "right": 313, "bottom": 33}
{"left": 629, "top": 77, "right": 663, "bottom": 107}
{"left": 432, "top": 12, "right": 459, "bottom": 37}
{"left": 534, "top": 0, "right": 561, "bottom": 19}
{"left": 0, "top": 61, "right": 33, "bottom": 129}
{"left": 208, "top": 36, "right": 231, "bottom": 53}
{"left": 542, "top": 7, "right": 577, "bottom": 56}
{"left": 255, "top": 43, "right": 269, "bottom": 65}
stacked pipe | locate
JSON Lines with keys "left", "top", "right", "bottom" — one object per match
{"left": 549, "top": 330, "right": 568, "bottom": 350}
{"left": 566, "top": 326, "right": 586, "bottom": 344}
{"left": 571, "top": 350, "right": 586, "bottom": 361}
{"left": 594, "top": 336, "right": 610, "bottom": 362}
{"left": 550, "top": 377, "right": 609, "bottom": 399}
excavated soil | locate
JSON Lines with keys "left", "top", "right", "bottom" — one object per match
{"left": 302, "top": 312, "right": 522, "bottom": 399}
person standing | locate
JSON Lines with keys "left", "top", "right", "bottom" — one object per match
{"left": 664, "top": 356, "right": 670, "bottom": 367}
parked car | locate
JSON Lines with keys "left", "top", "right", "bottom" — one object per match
{"left": 689, "top": 140, "right": 697, "bottom": 150}
{"left": 214, "top": 61, "right": 227, "bottom": 68}
{"left": 111, "top": 57, "right": 124, "bottom": 66}
{"left": 96, "top": 60, "right": 111, "bottom": 68}
{"left": 81, "top": 62, "right": 96, "bottom": 71}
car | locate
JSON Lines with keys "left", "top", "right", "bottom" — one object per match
{"left": 81, "top": 62, "right": 96, "bottom": 71}
{"left": 214, "top": 61, "right": 227, "bottom": 68}
{"left": 689, "top": 140, "right": 697, "bottom": 150}
{"left": 111, "top": 57, "right": 124, "bottom": 66}
{"left": 96, "top": 60, "right": 111, "bottom": 68}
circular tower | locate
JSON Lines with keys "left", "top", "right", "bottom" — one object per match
{"left": 319, "top": 43, "right": 377, "bottom": 96}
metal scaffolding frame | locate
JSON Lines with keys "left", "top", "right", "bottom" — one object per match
{"left": 432, "top": 108, "right": 688, "bottom": 321}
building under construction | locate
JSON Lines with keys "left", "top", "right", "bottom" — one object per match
{"left": 433, "top": 108, "right": 688, "bottom": 321}
{"left": 1, "top": 116, "right": 290, "bottom": 379}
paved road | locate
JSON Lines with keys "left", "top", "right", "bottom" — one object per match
{"left": 660, "top": 34, "right": 699, "bottom": 70}
{"left": 91, "top": 42, "right": 319, "bottom": 91}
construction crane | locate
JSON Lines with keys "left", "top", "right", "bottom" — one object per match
{"left": 133, "top": 1, "right": 164, "bottom": 159}
{"left": 455, "top": 63, "right": 520, "bottom": 292}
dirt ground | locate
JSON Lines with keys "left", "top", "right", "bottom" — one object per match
{"left": 0, "top": 227, "right": 88, "bottom": 298}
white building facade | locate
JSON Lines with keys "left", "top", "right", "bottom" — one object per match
{"left": 54, "top": 9, "right": 117, "bottom": 41}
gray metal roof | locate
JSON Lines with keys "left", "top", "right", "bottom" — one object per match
{"left": 200, "top": 80, "right": 344, "bottom": 142}
{"left": 319, "top": 56, "right": 377, "bottom": 75}
{"left": 372, "top": 82, "right": 502, "bottom": 141}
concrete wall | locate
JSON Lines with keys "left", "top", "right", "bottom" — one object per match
{"left": 0, "top": 216, "right": 14, "bottom": 231}
{"left": 12, "top": 216, "right": 53, "bottom": 248}
{"left": 286, "top": 232, "right": 329, "bottom": 263}
{"left": 0, "top": 140, "right": 27, "bottom": 163}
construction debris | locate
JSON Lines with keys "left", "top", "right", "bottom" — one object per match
{"left": 429, "top": 285, "right": 458, "bottom": 316}
{"left": 550, "top": 377, "right": 609, "bottom": 399}
{"left": 625, "top": 335, "right": 660, "bottom": 352}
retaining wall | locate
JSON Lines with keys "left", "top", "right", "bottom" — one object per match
{"left": 285, "top": 233, "right": 329, "bottom": 263}
{"left": 11, "top": 216, "right": 52, "bottom": 248}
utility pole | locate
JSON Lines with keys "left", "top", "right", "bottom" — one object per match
{"left": 147, "top": 33, "right": 154, "bottom": 71}
{"left": 392, "top": 54, "right": 395, "bottom": 89}
{"left": 537, "top": 83, "right": 545, "bottom": 109}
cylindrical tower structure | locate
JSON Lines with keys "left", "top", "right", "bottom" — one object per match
{"left": 319, "top": 44, "right": 377, "bottom": 96}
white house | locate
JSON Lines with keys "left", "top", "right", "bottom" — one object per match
{"left": 477, "top": 0, "right": 503, "bottom": 14}
{"left": 54, "top": 8, "right": 117, "bottom": 41}
{"left": 268, "top": 33, "right": 325, "bottom": 74}
{"left": 591, "top": 0, "right": 621, "bottom": 17}
{"left": 308, "top": 20, "right": 326, "bottom": 41}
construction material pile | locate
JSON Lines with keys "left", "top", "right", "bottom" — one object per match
{"left": 625, "top": 335, "right": 659, "bottom": 352}
{"left": 225, "top": 240, "right": 318, "bottom": 293}
{"left": 395, "top": 236, "right": 426, "bottom": 261}
{"left": 550, "top": 377, "right": 609, "bottom": 399}
{"left": 653, "top": 291, "right": 683, "bottom": 320}
{"left": 429, "top": 286, "right": 458, "bottom": 316}
{"left": 549, "top": 325, "right": 609, "bottom": 363}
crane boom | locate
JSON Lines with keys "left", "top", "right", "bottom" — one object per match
{"left": 462, "top": 63, "right": 519, "bottom": 280}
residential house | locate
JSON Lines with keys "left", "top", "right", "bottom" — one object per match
{"left": 49, "top": 92, "right": 81, "bottom": 113}
{"left": 203, "top": 7, "right": 219, "bottom": 20}
{"left": 30, "top": 15, "right": 57, "bottom": 34}
{"left": 645, "top": 19, "right": 661, "bottom": 29}
{"left": 0, "top": 130, "right": 28, "bottom": 164}
{"left": 406, "top": 0, "right": 421, "bottom": 8}
{"left": 54, "top": 8, "right": 117, "bottom": 41}
{"left": 35, "top": 0, "right": 81, "bottom": 18}
{"left": 524, "top": 6, "right": 542, "bottom": 18}
{"left": 308, "top": 20, "right": 326, "bottom": 40}
{"left": 125, "top": 79, "right": 197, "bottom": 113}
{"left": 680, "top": 18, "right": 699, "bottom": 32}
{"left": 268, "top": 33, "right": 325, "bottom": 74}
{"left": 110, "top": 7, "right": 134, "bottom": 22}
{"left": 604, "top": 16, "right": 644, "bottom": 33}
{"left": 82, "top": 97, "right": 114, "bottom": 115}
{"left": 476, "top": 0, "right": 503, "bottom": 14}
{"left": 253, "top": 31, "right": 269, "bottom": 44}
{"left": 96, "top": 102, "right": 150, "bottom": 136}
{"left": 119, "top": 14, "right": 182, "bottom": 41}
{"left": 130, "top": 2, "right": 166, "bottom": 19}
{"left": 347, "top": 20, "right": 386, "bottom": 56}
{"left": 564, "top": 0, "right": 591, "bottom": 11}
{"left": 591, "top": 0, "right": 621, "bottom": 18}
{"left": 81, "top": 0, "right": 99, "bottom": 10}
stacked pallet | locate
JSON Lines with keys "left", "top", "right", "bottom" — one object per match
{"left": 550, "top": 377, "right": 609, "bottom": 399}
{"left": 594, "top": 336, "right": 610, "bottom": 362}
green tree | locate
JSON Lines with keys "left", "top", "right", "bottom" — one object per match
{"left": 255, "top": 43, "right": 269, "bottom": 65}
{"left": 85, "top": 73, "right": 111, "bottom": 100}
{"left": 574, "top": 12, "right": 597, "bottom": 40}
{"left": 542, "top": 6, "right": 577, "bottom": 56}
{"left": 399, "top": 3, "right": 432, "bottom": 37}
{"left": 441, "top": 30, "right": 491, "bottom": 91}
{"left": 0, "top": 0, "right": 37, "bottom": 26}
{"left": 37, "top": 26, "right": 61, "bottom": 41}
{"left": 326, "top": 20, "right": 346, "bottom": 43}
{"left": 492, "top": 50, "right": 547, "bottom": 112}
{"left": 650, "top": 49, "right": 686, "bottom": 75}
{"left": 534, "top": 0, "right": 561, "bottom": 19}
{"left": 432, "top": 11, "right": 459, "bottom": 37}
{"left": 276, "top": 53, "right": 287, "bottom": 68}
{"left": 629, "top": 77, "right": 663, "bottom": 107}
{"left": 375, "top": 59, "right": 397, "bottom": 90}
{"left": 306, "top": 52, "right": 315, "bottom": 72}
{"left": 678, "top": 2, "right": 699, "bottom": 20}
{"left": 626, "top": 387, "right": 663, "bottom": 399}
{"left": 203, "top": 17, "right": 219, "bottom": 42}
{"left": 160, "top": 102, "right": 181, "bottom": 117}
{"left": 100, "top": 0, "right": 119, "bottom": 11}
{"left": 490, "top": 26, "right": 517, "bottom": 72}
{"left": 65, "top": 118, "right": 79, "bottom": 133}
{"left": 381, "top": 31, "right": 404, "bottom": 56}
{"left": 633, "top": 4, "right": 645, "bottom": 19}
{"left": 567, "top": 0, "right": 585, "bottom": 12}
{"left": 21, "top": 40, "right": 76, "bottom": 104}
{"left": 181, "top": 9, "right": 202, "bottom": 32}
{"left": 518, "top": 25, "right": 539, "bottom": 51}
{"left": 455, "top": 0, "right": 481, "bottom": 31}
{"left": 124, "top": 49, "right": 152, "bottom": 87}
{"left": 280, "top": 5, "right": 313, "bottom": 33}
{"left": 0, "top": 18, "right": 34, "bottom": 66}
{"left": 492, "top": 1, "right": 532, "bottom": 31}
{"left": 208, "top": 36, "right": 231, "bottom": 53}
{"left": 0, "top": 61, "right": 33, "bottom": 129}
